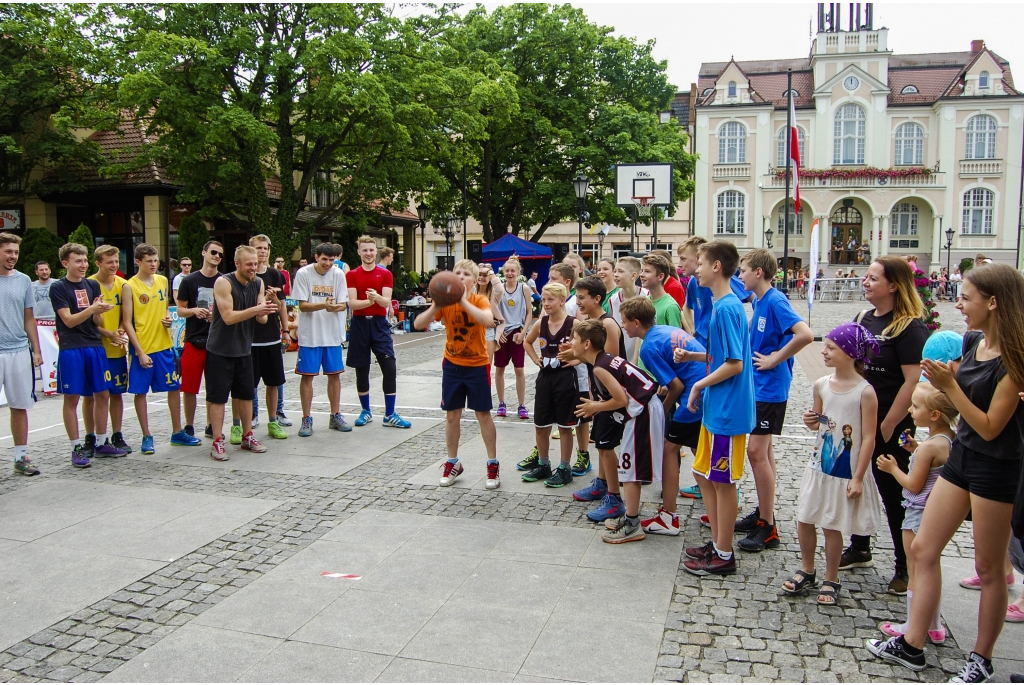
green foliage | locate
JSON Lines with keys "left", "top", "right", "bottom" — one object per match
{"left": 430, "top": 5, "right": 696, "bottom": 241}
{"left": 959, "top": 257, "right": 974, "bottom": 275}
{"left": 66, "top": 224, "right": 97, "bottom": 276}
{"left": 391, "top": 265, "right": 419, "bottom": 301}
{"left": 101, "top": 3, "right": 516, "bottom": 258}
{"left": 177, "top": 214, "right": 209, "bottom": 269}
{"left": 17, "top": 227, "right": 62, "bottom": 278}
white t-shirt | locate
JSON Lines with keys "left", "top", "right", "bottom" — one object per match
{"left": 608, "top": 287, "right": 650, "bottom": 362}
{"left": 172, "top": 272, "right": 185, "bottom": 293}
{"left": 292, "top": 264, "right": 349, "bottom": 347}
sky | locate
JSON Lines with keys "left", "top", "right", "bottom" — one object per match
{"left": 568, "top": 3, "right": 1024, "bottom": 93}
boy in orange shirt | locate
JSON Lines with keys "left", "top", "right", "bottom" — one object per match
{"left": 414, "top": 260, "right": 500, "bottom": 489}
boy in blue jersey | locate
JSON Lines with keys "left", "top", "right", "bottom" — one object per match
{"left": 620, "top": 297, "right": 706, "bottom": 537}
{"left": 676, "top": 240, "right": 755, "bottom": 576}
{"left": 735, "top": 248, "right": 813, "bottom": 552}
{"left": 676, "top": 235, "right": 750, "bottom": 500}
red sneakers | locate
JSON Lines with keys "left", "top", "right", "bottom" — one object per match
{"left": 241, "top": 432, "right": 267, "bottom": 453}
{"left": 210, "top": 437, "right": 228, "bottom": 461}
{"left": 641, "top": 508, "right": 680, "bottom": 536}
{"left": 439, "top": 460, "right": 464, "bottom": 487}
{"left": 684, "top": 549, "right": 737, "bottom": 576}
{"left": 486, "top": 462, "right": 501, "bottom": 490}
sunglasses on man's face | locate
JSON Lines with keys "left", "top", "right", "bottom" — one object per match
{"left": 209, "top": 250, "right": 223, "bottom": 257}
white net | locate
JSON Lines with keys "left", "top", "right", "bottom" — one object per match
{"left": 633, "top": 198, "right": 653, "bottom": 218}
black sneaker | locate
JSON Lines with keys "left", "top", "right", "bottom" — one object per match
{"left": 521, "top": 462, "right": 552, "bottom": 482}
{"left": 865, "top": 636, "right": 925, "bottom": 672}
{"left": 734, "top": 507, "right": 760, "bottom": 533}
{"left": 82, "top": 433, "right": 96, "bottom": 459}
{"left": 738, "top": 519, "right": 780, "bottom": 552}
{"left": 184, "top": 424, "right": 195, "bottom": 437}
{"left": 839, "top": 546, "right": 873, "bottom": 570}
{"left": 544, "top": 464, "right": 574, "bottom": 488}
{"left": 1008, "top": 674, "right": 1023, "bottom": 683}
{"left": 205, "top": 424, "right": 214, "bottom": 439}
{"left": 951, "top": 652, "right": 994, "bottom": 683}
{"left": 888, "top": 569, "right": 909, "bottom": 596}
{"left": 517, "top": 447, "right": 539, "bottom": 471}
{"left": 111, "top": 432, "right": 132, "bottom": 454}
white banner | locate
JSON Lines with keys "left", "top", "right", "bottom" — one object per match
{"left": 807, "top": 218, "right": 820, "bottom": 310}
{"left": 38, "top": 322, "right": 59, "bottom": 395}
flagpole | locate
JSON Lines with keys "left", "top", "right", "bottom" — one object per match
{"left": 783, "top": 68, "right": 792, "bottom": 295}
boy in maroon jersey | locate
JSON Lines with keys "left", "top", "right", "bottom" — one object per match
{"left": 572, "top": 318, "right": 665, "bottom": 544}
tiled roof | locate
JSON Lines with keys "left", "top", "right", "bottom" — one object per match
{"left": 67, "top": 124, "right": 175, "bottom": 188}
{"left": 888, "top": 68, "right": 962, "bottom": 105}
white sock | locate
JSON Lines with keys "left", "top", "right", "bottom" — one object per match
{"left": 97, "top": 433, "right": 108, "bottom": 445}
{"left": 713, "top": 543, "right": 733, "bottom": 560}
{"left": 905, "top": 589, "right": 913, "bottom": 625}
{"left": 930, "top": 601, "right": 944, "bottom": 631}
{"left": 71, "top": 438, "right": 82, "bottom": 448}
{"left": 14, "top": 445, "right": 27, "bottom": 462}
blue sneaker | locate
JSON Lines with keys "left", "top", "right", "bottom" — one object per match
{"left": 141, "top": 435, "right": 155, "bottom": 455}
{"left": 299, "top": 416, "right": 313, "bottom": 437}
{"left": 586, "top": 493, "right": 625, "bottom": 522}
{"left": 573, "top": 477, "right": 608, "bottom": 502}
{"left": 679, "top": 484, "right": 702, "bottom": 499}
{"left": 329, "top": 413, "right": 352, "bottom": 432}
{"left": 354, "top": 409, "right": 373, "bottom": 427}
{"left": 383, "top": 413, "right": 411, "bottom": 429}
{"left": 71, "top": 446, "right": 91, "bottom": 469}
{"left": 170, "top": 431, "right": 202, "bottom": 447}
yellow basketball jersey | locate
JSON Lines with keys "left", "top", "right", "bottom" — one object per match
{"left": 89, "top": 274, "right": 128, "bottom": 359}
{"left": 127, "top": 274, "right": 171, "bottom": 354}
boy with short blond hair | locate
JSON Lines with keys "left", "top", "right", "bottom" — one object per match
{"left": 679, "top": 240, "right": 754, "bottom": 576}
{"left": 735, "top": 248, "right": 813, "bottom": 551}
{"left": 607, "top": 256, "right": 649, "bottom": 363}
{"left": 414, "top": 259, "right": 500, "bottom": 488}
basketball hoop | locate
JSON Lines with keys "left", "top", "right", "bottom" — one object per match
{"left": 632, "top": 196, "right": 654, "bottom": 219}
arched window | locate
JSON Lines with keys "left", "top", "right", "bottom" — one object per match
{"left": 891, "top": 202, "right": 919, "bottom": 235}
{"left": 833, "top": 104, "right": 866, "bottom": 164}
{"left": 777, "top": 127, "right": 807, "bottom": 166}
{"left": 727, "top": 81, "right": 737, "bottom": 98}
{"left": 966, "top": 115, "right": 997, "bottom": 159}
{"left": 979, "top": 71, "right": 990, "bottom": 89}
{"left": 901, "top": 85, "right": 919, "bottom": 94}
{"left": 962, "top": 188, "right": 994, "bottom": 234}
{"left": 716, "top": 191, "right": 745, "bottom": 234}
{"left": 719, "top": 122, "right": 746, "bottom": 163}
{"left": 777, "top": 202, "right": 803, "bottom": 235}
{"left": 702, "top": 87, "right": 713, "bottom": 96}
{"left": 894, "top": 123, "right": 925, "bottom": 166}
{"left": 783, "top": 89, "right": 800, "bottom": 98}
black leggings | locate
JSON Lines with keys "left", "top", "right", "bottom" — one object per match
{"left": 850, "top": 414, "right": 916, "bottom": 572}
{"left": 355, "top": 356, "right": 397, "bottom": 395}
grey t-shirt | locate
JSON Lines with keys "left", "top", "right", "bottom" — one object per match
{"left": 31, "top": 279, "right": 55, "bottom": 320}
{"left": 0, "top": 271, "right": 34, "bottom": 353}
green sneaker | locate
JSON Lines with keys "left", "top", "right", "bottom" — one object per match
{"left": 14, "top": 458, "right": 40, "bottom": 476}
{"left": 230, "top": 424, "right": 243, "bottom": 445}
{"left": 517, "top": 446, "right": 540, "bottom": 471}
{"left": 267, "top": 421, "right": 287, "bottom": 440}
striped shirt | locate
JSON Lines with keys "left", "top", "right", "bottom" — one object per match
{"left": 0, "top": 271, "right": 33, "bottom": 353}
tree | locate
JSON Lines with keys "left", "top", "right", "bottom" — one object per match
{"left": 176, "top": 214, "right": 209, "bottom": 269}
{"left": 17, "top": 227, "right": 62, "bottom": 278}
{"left": 0, "top": 5, "right": 108, "bottom": 201}
{"left": 432, "top": 5, "right": 696, "bottom": 242}
{"left": 67, "top": 224, "right": 98, "bottom": 276}
{"left": 101, "top": 3, "right": 516, "bottom": 257}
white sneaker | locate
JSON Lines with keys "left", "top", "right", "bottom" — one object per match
{"left": 440, "top": 460, "right": 464, "bottom": 487}
{"left": 641, "top": 508, "right": 680, "bottom": 536}
{"left": 486, "top": 462, "right": 500, "bottom": 490}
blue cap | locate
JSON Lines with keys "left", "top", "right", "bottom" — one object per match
{"left": 920, "top": 330, "right": 964, "bottom": 381}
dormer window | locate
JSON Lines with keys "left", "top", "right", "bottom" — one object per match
{"left": 979, "top": 71, "right": 990, "bottom": 89}
{"left": 702, "top": 87, "right": 713, "bottom": 96}
{"left": 901, "top": 85, "right": 919, "bottom": 94}
{"left": 727, "top": 81, "right": 737, "bottom": 98}
{"left": 783, "top": 89, "right": 800, "bottom": 98}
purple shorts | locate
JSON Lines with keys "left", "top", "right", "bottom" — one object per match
{"left": 494, "top": 333, "right": 525, "bottom": 369}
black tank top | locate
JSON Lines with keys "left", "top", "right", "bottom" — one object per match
{"left": 538, "top": 315, "right": 574, "bottom": 370}
{"left": 600, "top": 312, "right": 626, "bottom": 359}
{"left": 593, "top": 351, "right": 658, "bottom": 415}
{"left": 955, "top": 331, "right": 1024, "bottom": 460}
{"left": 208, "top": 273, "right": 259, "bottom": 357}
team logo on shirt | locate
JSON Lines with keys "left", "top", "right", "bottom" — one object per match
{"left": 75, "top": 289, "right": 90, "bottom": 308}
{"left": 139, "top": 294, "right": 150, "bottom": 304}
{"left": 311, "top": 285, "right": 334, "bottom": 298}
{"left": 538, "top": 338, "right": 547, "bottom": 348}
{"left": 507, "top": 298, "right": 515, "bottom": 307}
{"left": 757, "top": 316, "right": 767, "bottom": 332}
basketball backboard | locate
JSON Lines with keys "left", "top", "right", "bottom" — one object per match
{"left": 614, "top": 163, "right": 674, "bottom": 207}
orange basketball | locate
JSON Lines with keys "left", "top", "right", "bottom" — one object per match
{"left": 428, "top": 271, "right": 465, "bottom": 307}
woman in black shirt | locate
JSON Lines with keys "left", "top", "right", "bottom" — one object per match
{"left": 845, "top": 256, "right": 929, "bottom": 594}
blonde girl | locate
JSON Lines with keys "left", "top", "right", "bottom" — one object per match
{"left": 563, "top": 252, "right": 587, "bottom": 282}
{"left": 494, "top": 256, "right": 533, "bottom": 419}
{"left": 877, "top": 382, "right": 955, "bottom": 644}
{"left": 474, "top": 263, "right": 504, "bottom": 365}
{"left": 784, "top": 323, "right": 880, "bottom": 606}
{"left": 868, "top": 264, "right": 1024, "bottom": 681}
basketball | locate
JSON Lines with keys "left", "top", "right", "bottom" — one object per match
{"left": 428, "top": 271, "right": 465, "bottom": 307}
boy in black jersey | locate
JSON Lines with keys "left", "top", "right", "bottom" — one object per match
{"left": 573, "top": 318, "right": 665, "bottom": 544}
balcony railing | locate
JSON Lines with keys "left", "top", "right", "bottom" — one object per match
{"left": 959, "top": 159, "right": 1002, "bottom": 177}
{"left": 713, "top": 163, "right": 751, "bottom": 180}
{"left": 763, "top": 171, "right": 945, "bottom": 189}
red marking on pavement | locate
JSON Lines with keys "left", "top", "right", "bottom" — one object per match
{"left": 321, "top": 572, "right": 362, "bottom": 580}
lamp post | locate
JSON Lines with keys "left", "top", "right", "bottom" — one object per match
{"left": 944, "top": 221, "right": 955, "bottom": 301}
{"left": 416, "top": 202, "right": 428, "bottom": 276}
{"left": 764, "top": 226, "right": 774, "bottom": 250}
{"left": 573, "top": 174, "right": 590, "bottom": 257}
{"left": 432, "top": 215, "right": 462, "bottom": 270}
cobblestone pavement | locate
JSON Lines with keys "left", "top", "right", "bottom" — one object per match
{"left": 1, "top": 300, "right": 1018, "bottom": 683}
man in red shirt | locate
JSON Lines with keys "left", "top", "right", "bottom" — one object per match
{"left": 346, "top": 236, "right": 409, "bottom": 429}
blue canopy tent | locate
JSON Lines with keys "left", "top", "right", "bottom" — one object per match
{"left": 481, "top": 232, "right": 553, "bottom": 290}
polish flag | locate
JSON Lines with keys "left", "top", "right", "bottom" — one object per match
{"left": 789, "top": 94, "right": 801, "bottom": 212}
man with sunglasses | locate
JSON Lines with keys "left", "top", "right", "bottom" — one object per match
{"left": 176, "top": 241, "right": 225, "bottom": 439}
{"left": 274, "top": 256, "right": 291, "bottom": 297}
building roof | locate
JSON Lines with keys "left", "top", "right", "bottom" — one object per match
{"left": 697, "top": 44, "right": 1018, "bottom": 110}
{"left": 73, "top": 124, "right": 174, "bottom": 188}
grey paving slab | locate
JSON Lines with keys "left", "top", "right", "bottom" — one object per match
{"left": 520, "top": 614, "right": 664, "bottom": 682}
{"left": 554, "top": 565, "right": 675, "bottom": 624}
{"left": 0, "top": 596, "right": 80, "bottom": 656}
{"left": 375, "top": 657, "right": 516, "bottom": 682}
{"left": 938, "top": 555, "right": 1022, "bottom": 661}
{"left": 991, "top": 657, "right": 1024, "bottom": 683}
{"left": 356, "top": 551, "right": 483, "bottom": 601}
{"left": 399, "top": 516, "right": 512, "bottom": 557}
{"left": 0, "top": 536, "right": 22, "bottom": 552}
{"left": 0, "top": 480, "right": 148, "bottom": 541}
{"left": 576, "top": 528, "right": 685, "bottom": 573}
{"left": 487, "top": 522, "right": 596, "bottom": 567}
{"left": 399, "top": 600, "right": 550, "bottom": 673}
{"left": 511, "top": 675, "right": 580, "bottom": 683}
{"left": 455, "top": 558, "right": 576, "bottom": 612}
{"left": 102, "top": 625, "right": 281, "bottom": 683}
{"left": 290, "top": 588, "right": 445, "bottom": 656}
{"left": 263, "top": 539, "right": 396, "bottom": 586}
{"left": 238, "top": 639, "right": 392, "bottom": 683}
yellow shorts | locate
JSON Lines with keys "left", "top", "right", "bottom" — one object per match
{"left": 693, "top": 425, "right": 746, "bottom": 485}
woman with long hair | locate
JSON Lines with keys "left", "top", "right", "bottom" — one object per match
{"left": 475, "top": 263, "right": 504, "bottom": 366}
{"left": 869, "top": 264, "right": 1024, "bottom": 682}
{"left": 842, "top": 256, "right": 929, "bottom": 595}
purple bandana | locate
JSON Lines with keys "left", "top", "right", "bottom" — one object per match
{"left": 826, "top": 322, "right": 880, "bottom": 362}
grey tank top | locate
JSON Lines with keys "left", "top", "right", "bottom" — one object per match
{"left": 208, "top": 273, "right": 259, "bottom": 357}
{"left": 497, "top": 281, "right": 528, "bottom": 332}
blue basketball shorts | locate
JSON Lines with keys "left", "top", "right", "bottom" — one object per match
{"left": 106, "top": 356, "right": 128, "bottom": 395}
{"left": 440, "top": 360, "right": 492, "bottom": 412}
{"left": 56, "top": 347, "right": 112, "bottom": 397}
{"left": 346, "top": 316, "right": 395, "bottom": 367}
{"left": 296, "top": 346, "right": 344, "bottom": 375}
{"left": 128, "top": 348, "right": 180, "bottom": 394}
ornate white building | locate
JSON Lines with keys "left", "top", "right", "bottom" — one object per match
{"left": 691, "top": 12, "right": 1024, "bottom": 273}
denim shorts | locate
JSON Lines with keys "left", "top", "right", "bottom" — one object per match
{"left": 901, "top": 503, "right": 924, "bottom": 534}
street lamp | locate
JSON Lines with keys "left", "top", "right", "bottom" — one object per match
{"left": 573, "top": 173, "right": 590, "bottom": 257}
{"left": 764, "top": 226, "right": 774, "bottom": 250}
{"left": 944, "top": 221, "right": 955, "bottom": 301}
{"left": 416, "top": 202, "right": 428, "bottom": 276}
{"left": 433, "top": 214, "right": 462, "bottom": 269}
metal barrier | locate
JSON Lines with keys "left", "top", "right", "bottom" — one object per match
{"left": 812, "top": 278, "right": 865, "bottom": 302}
